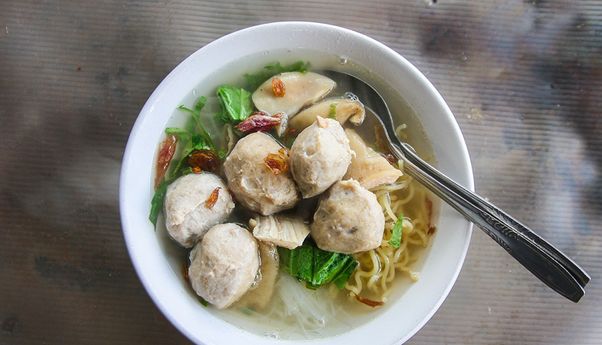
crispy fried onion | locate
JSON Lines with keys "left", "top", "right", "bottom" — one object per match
{"left": 204, "top": 187, "right": 221, "bottom": 209}
{"left": 155, "top": 135, "right": 177, "bottom": 187}
{"left": 271, "top": 77, "right": 286, "bottom": 97}
{"left": 264, "top": 148, "right": 289, "bottom": 175}
{"left": 353, "top": 294, "right": 384, "bottom": 308}
{"left": 187, "top": 150, "right": 219, "bottom": 173}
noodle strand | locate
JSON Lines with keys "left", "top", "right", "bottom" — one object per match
{"left": 344, "top": 172, "right": 433, "bottom": 302}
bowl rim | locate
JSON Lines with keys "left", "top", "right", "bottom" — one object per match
{"left": 120, "top": 21, "right": 474, "bottom": 345}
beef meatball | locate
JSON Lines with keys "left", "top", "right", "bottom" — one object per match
{"left": 223, "top": 132, "right": 299, "bottom": 215}
{"left": 188, "top": 223, "right": 260, "bottom": 309}
{"left": 164, "top": 173, "right": 234, "bottom": 248}
{"left": 289, "top": 117, "right": 352, "bottom": 198}
{"left": 311, "top": 179, "right": 384, "bottom": 254}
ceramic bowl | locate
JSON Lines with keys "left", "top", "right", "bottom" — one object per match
{"left": 120, "top": 21, "right": 474, "bottom": 345}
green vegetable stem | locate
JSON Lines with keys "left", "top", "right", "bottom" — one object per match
{"left": 149, "top": 180, "right": 169, "bottom": 226}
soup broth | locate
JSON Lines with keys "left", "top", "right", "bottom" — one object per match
{"left": 153, "top": 48, "right": 438, "bottom": 340}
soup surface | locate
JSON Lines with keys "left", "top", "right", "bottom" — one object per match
{"left": 151, "top": 49, "right": 438, "bottom": 339}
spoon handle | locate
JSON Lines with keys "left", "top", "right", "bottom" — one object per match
{"left": 389, "top": 144, "right": 588, "bottom": 302}
{"left": 399, "top": 143, "right": 590, "bottom": 287}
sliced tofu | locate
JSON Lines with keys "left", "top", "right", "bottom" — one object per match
{"left": 250, "top": 215, "right": 310, "bottom": 249}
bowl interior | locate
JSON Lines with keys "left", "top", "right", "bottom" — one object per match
{"left": 120, "top": 22, "right": 474, "bottom": 345}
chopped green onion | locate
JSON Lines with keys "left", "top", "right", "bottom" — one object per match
{"left": 328, "top": 103, "right": 338, "bottom": 119}
{"left": 194, "top": 95, "right": 207, "bottom": 113}
{"left": 165, "top": 127, "right": 191, "bottom": 139}
{"left": 389, "top": 213, "right": 404, "bottom": 248}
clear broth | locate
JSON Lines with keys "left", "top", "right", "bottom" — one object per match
{"left": 154, "top": 48, "right": 438, "bottom": 340}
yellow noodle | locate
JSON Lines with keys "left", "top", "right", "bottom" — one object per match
{"left": 376, "top": 193, "right": 396, "bottom": 222}
{"left": 396, "top": 184, "right": 416, "bottom": 205}
{"left": 344, "top": 170, "right": 433, "bottom": 303}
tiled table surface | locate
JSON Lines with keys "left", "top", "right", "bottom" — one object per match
{"left": 1, "top": 1, "right": 600, "bottom": 344}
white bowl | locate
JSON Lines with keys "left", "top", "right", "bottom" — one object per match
{"left": 120, "top": 22, "right": 474, "bottom": 345}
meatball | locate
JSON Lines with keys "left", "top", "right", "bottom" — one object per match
{"left": 311, "top": 179, "right": 384, "bottom": 254}
{"left": 289, "top": 117, "right": 352, "bottom": 198}
{"left": 223, "top": 132, "right": 299, "bottom": 215}
{"left": 188, "top": 223, "right": 260, "bottom": 309}
{"left": 164, "top": 173, "right": 234, "bottom": 248}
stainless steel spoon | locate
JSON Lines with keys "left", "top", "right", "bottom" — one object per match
{"left": 325, "top": 70, "right": 590, "bottom": 302}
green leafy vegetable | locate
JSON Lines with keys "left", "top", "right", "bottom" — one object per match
{"left": 177, "top": 96, "right": 214, "bottom": 149}
{"left": 166, "top": 97, "right": 216, "bottom": 179}
{"left": 311, "top": 251, "right": 350, "bottom": 286}
{"left": 194, "top": 95, "right": 207, "bottom": 113}
{"left": 150, "top": 96, "right": 216, "bottom": 226}
{"left": 328, "top": 103, "right": 338, "bottom": 119}
{"left": 281, "top": 245, "right": 314, "bottom": 284}
{"left": 169, "top": 133, "right": 212, "bottom": 179}
{"left": 244, "top": 61, "right": 311, "bottom": 90}
{"left": 279, "top": 243, "right": 357, "bottom": 289}
{"left": 217, "top": 148, "right": 228, "bottom": 160}
{"left": 149, "top": 180, "right": 169, "bottom": 226}
{"left": 198, "top": 296, "right": 209, "bottom": 307}
{"left": 389, "top": 213, "right": 404, "bottom": 248}
{"left": 216, "top": 86, "right": 253, "bottom": 124}
{"left": 240, "top": 307, "right": 253, "bottom": 315}
{"left": 178, "top": 167, "right": 193, "bottom": 176}
{"left": 333, "top": 258, "right": 359, "bottom": 289}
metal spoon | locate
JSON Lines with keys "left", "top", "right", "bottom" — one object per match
{"left": 325, "top": 70, "right": 590, "bottom": 302}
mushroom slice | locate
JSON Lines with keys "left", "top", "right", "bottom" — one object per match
{"left": 250, "top": 214, "right": 310, "bottom": 249}
{"left": 252, "top": 72, "right": 335, "bottom": 117}
{"left": 344, "top": 129, "right": 402, "bottom": 190}
{"left": 235, "top": 242, "right": 279, "bottom": 310}
{"left": 289, "top": 97, "right": 365, "bottom": 131}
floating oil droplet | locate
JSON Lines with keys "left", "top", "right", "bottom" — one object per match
{"left": 344, "top": 91, "right": 359, "bottom": 101}
{"left": 264, "top": 331, "right": 280, "bottom": 339}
